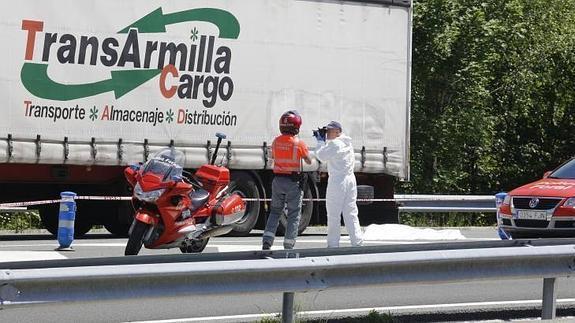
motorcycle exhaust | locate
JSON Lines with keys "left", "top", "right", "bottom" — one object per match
{"left": 196, "top": 225, "right": 234, "bottom": 239}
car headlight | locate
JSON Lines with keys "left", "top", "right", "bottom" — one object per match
{"left": 134, "top": 183, "right": 165, "bottom": 202}
{"left": 563, "top": 197, "right": 575, "bottom": 208}
{"left": 503, "top": 195, "right": 511, "bottom": 205}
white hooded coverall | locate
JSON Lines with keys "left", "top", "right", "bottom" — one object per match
{"left": 316, "top": 134, "right": 364, "bottom": 247}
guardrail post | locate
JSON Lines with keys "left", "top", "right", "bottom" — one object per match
{"left": 282, "top": 292, "right": 295, "bottom": 323}
{"left": 56, "top": 191, "right": 77, "bottom": 251}
{"left": 282, "top": 251, "right": 299, "bottom": 323}
{"left": 541, "top": 277, "right": 557, "bottom": 320}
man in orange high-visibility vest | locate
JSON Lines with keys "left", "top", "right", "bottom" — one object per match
{"left": 262, "top": 110, "right": 312, "bottom": 250}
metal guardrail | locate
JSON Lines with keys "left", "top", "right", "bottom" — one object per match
{"left": 396, "top": 194, "right": 496, "bottom": 213}
{"left": 0, "top": 207, "right": 27, "bottom": 212}
{"left": 398, "top": 206, "right": 497, "bottom": 213}
{"left": 1, "top": 241, "right": 574, "bottom": 322}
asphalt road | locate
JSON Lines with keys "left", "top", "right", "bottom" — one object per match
{"left": 0, "top": 226, "right": 500, "bottom": 259}
{"left": 1, "top": 227, "right": 574, "bottom": 322}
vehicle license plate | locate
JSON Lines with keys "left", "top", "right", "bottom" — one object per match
{"left": 515, "top": 210, "right": 547, "bottom": 220}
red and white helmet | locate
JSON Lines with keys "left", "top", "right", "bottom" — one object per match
{"left": 279, "top": 110, "right": 302, "bottom": 135}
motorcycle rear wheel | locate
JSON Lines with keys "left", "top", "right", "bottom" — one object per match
{"left": 125, "top": 221, "right": 148, "bottom": 256}
{"left": 180, "top": 238, "right": 209, "bottom": 253}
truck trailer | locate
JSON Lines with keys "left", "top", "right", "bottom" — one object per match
{"left": 0, "top": 0, "right": 412, "bottom": 236}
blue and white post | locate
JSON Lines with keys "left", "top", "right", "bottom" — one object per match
{"left": 495, "top": 192, "right": 510, "bottom": 240}
{"left": 56, "top": 191, "right": 77, "bottom": 251}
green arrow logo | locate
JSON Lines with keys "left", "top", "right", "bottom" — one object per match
{"left": 21, "top": 63, "right": 161, "bottom": 101}
{"left": 21, "top": 7, "right": 239, "bottom": 101}
{"left": 119, "top": 7, "right": 240, "bottom": 39}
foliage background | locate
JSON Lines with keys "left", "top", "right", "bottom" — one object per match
{"left": 398, "top": 0, "right": 575, "bottom": 226}
{"left": 401, "top": 0, "right": 575, "bottom": 195}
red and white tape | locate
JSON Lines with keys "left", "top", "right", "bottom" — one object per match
{"left": 242, "top": 198, "right": 395, "bottom": 202}
{"left": 1, "top": 195, "right": 495, "bottom": 209}
{"left": 75, "top": 196, "right": 132, "bottom": 201}
{"left": 0, "top": 196, "right": 131, "bottom": 208}
{"left": 0, "top": 199, "right": 63, "bottom": 208}
{"left": 0, "top": 196, "right": 392, "bottom": 208}
{"left": 77, "top": 197, "right": 385, "bottom": 202}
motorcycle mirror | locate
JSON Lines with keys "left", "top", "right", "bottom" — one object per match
{"left": 216, "top": 132, "right": 227, "bottom": 139}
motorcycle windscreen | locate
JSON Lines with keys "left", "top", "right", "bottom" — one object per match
{"left": 142, "top": 149, "right": 185, "bottom": 181}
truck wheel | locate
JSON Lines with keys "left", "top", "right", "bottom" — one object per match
{"left": 104, "top": 220, "right": 130, "bottom": 237}
{"left": 125, "top": 221, "right": 148, "bottom": 256}
{"left": 74, "top": 217, "right": 93, "bottom": 237}
{"left": 226, "top": 172, "right": 260, "bottom": 236}
{"left": 180, "top": 238, "right": 209, "bottom": 253}
{"left": 39, "top": 205, "right": 93, "bottom": 237}
{"left": 103, "top": 202, "right": 134, "bottom": 237}
{"left": 277, "top": 182, "right": 314, "bottom": 235}
{"left": 39, "top": 205, "right": 59, "bottom": 235}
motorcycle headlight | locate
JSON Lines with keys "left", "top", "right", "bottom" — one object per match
{"left": 563, "top": 197, "right": 575, "bottom": 208}
{"left": 134, "top": 183, "right": 165, "bottom": 202}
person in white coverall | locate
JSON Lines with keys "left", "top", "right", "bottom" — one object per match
{"left": 314, "top": 121, "right": 364, "bottom": 247}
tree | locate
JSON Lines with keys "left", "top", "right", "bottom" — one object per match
{"left": 403, "top": 0, "right": 575, "bottom": 194}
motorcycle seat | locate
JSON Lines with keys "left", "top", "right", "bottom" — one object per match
{"left": 189, "top": 188, "right": 210, "bottom": 211}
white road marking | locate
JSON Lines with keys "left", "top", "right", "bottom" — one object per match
{"left": 0, "top": 251, "right": 67, "bottom": 262}
{"left": 61, "top": 243, "right": 128, "bottom": 247}
{"left": 125, "top": 298, "right": 575, "bottom": 323}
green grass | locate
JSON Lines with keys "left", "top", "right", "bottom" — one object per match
{"left": 400, "top": 212, "right": 496, "bottom": 227}
{"left": 258, "top": 316, "right": 281, "bottom": 323}
{"left": 258, "top": 310, "right": 397, "bottom": 323}
{"left": 0, "top": 211, "right": 42, "bottom": 232}
{"left": 337, "top": 310, "right": 396, "bottom": 323}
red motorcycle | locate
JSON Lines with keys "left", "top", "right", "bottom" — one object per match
{"left": 123, "top": 133, "right": 246, "bottom": 255}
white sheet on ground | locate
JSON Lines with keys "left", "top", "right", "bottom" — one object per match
{"left": 363, "top": 224, "right": 466, "bottom": 241}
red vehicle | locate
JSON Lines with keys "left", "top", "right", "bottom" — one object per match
{"left": 498, "top": 158, "right": 575, "bottom": 238}
{"left": 123, "top": 133, "right": 246, "bottom": 255}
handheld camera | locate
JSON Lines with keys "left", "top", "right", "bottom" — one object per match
{"left": 312, "top": 127, "right": 327, "bottom": 138}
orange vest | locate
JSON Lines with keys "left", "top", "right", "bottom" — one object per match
{"left": 272, "top": 135, "right": 308, "bottom": 174}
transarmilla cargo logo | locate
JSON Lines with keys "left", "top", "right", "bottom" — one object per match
{"left": 20, "top": 7, "right": 239, "bottom": 108}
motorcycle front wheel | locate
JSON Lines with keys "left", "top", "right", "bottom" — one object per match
{"left": 125, "top": 221, "right": 149, "bottom": 256}
{"left": 180, "top": 238, "right": 209, "bottom": 253}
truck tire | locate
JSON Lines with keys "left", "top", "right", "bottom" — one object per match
{"left": 104, "top": 220, "right": 130, "bottom": 237}
{"left": 38, "top": 205, "right": 59, "bottom": 235}
{"left": 39, "top": 205, "right": 93, "bottom": 237}
{"left": 125, "top": 221, "right": 148, "bottom": 256}
{"left": 226, "top": 172, "right": 260, "bottom": 236}
{"left": 103, "top": 202, "right": 134, "bottom": 237}
{"left": 277, "top": 181, "right": 314, "bottom": 235}
{"left": 74, "top": 217, "right": 93, "bottom": 237}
